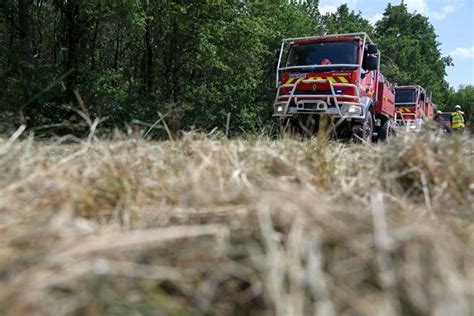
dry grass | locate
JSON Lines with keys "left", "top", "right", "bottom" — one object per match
{"left": 0, "top": 128, "right": 473, "bottom": 315}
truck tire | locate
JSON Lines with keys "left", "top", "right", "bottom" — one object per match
{"left": 378, "top": 119, "right": 395, "bottom": 142}
{"left": 352, "top": 111, "right": 373, "bottom": 143}
{"left": 361, "top": 111, "right": 374, "bottom": 142}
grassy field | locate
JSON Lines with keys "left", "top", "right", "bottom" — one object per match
{"left": 0, "top": 128, "right": 473, "bottom": 315}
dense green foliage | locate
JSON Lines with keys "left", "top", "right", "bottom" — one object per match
{"left": 374, "top": 4, "right": 452, "bottom": 100}
{"left": 322, "top": 4, "right": 373, "bottom": 36}
{"left": 0, "top": 1, "right": 469, "bottom": 134}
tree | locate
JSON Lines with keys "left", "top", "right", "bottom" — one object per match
{"left": 374, "top": 3, "right": 452, "bottom": 101}
{"left": 1, "top": 0, "right": 462, "bottom": 136}
{"left": 321, "top": 4, "right": 373, "bottom": 35}
{"left": 17, "top": 0, "right": 34, "bottom": 101}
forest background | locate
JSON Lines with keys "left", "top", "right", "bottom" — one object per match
{"left": 0, "top": 0, "right": 472, "bottom": 135}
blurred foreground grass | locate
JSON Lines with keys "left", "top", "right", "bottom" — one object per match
{"left": 0, "top": 130, "right": 473, "bottom": 315}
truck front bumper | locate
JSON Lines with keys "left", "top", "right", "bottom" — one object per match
{"left": 272, "top": 78, "right": 367, "bottom": 123}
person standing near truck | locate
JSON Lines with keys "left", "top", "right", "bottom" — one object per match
{"left": 434, "top": 110, "right": 452, "bottom": 134}
{"left": 451, "top": 105, "right": 466, "bottom": 132}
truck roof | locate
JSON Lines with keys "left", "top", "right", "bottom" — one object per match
{"left": 395, "top": 85, "right": 427, "bottom": 95}
{"left": 395, "top": 85, "right": 425, "bottom": 90}
{"left": 282, "top": 32, "right": 375, "bottom": 45}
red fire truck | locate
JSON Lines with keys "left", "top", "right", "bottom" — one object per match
{"left": 395, "top": 85, "right": 435, "bottom": 131}
{"left": 273, "top": 32, "right": 396, "bottom": 142}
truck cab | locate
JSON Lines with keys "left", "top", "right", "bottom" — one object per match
{"left": 273, "top": 32, "right": 396, "bottom": 141}
{"left": 395, "top": 85, "right": 434, "bottom": 131}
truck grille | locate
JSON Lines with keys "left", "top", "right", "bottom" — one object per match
{"left": 293, "top": 90, "right": 332, "bottom": 95}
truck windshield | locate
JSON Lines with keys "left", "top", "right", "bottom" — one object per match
{"left": 395, "top": 89, "right": 416, "bottom": 104}
{"left": 286, "top": 40, "right": 358, "bottom": 67}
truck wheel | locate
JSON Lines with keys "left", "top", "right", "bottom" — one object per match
{"left": 361, "top": 111, "right": 374, "bottom": 142}
{"left": 378, "top": 120, "right": 395, "bottom": 142}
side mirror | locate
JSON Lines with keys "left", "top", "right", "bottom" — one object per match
{"left": 366, "top": 55, "right": 378, "bottom": 71}
{"left": 367, "top": 44, "right": 378, "bottom": 54}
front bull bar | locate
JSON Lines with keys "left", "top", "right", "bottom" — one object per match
{"left": 272, "top": 78, "right": 366, "bottom": 128}
{"left": 395, "top": 111, "right": 422, "bottom": 131}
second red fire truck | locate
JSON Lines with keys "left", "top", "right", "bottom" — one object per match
{"left": 395, "top": 85, "right": 435, "bottom": 131}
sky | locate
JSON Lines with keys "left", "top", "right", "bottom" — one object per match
{"left": 318, "top": 0, "right": 474, "bottom": 90}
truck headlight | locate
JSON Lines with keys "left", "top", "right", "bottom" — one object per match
{"left": 276, "top": 106, "right": 284, "bottom": 112}
{"left": 341, "top": 105, "right": 362, "bottom": 115}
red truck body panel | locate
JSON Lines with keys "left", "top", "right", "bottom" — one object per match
{"left": 375, "top": 75, "right": 396, "bottom": 118}
{"left": 424, "top": 96, "right": 435, "bottom": 119}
